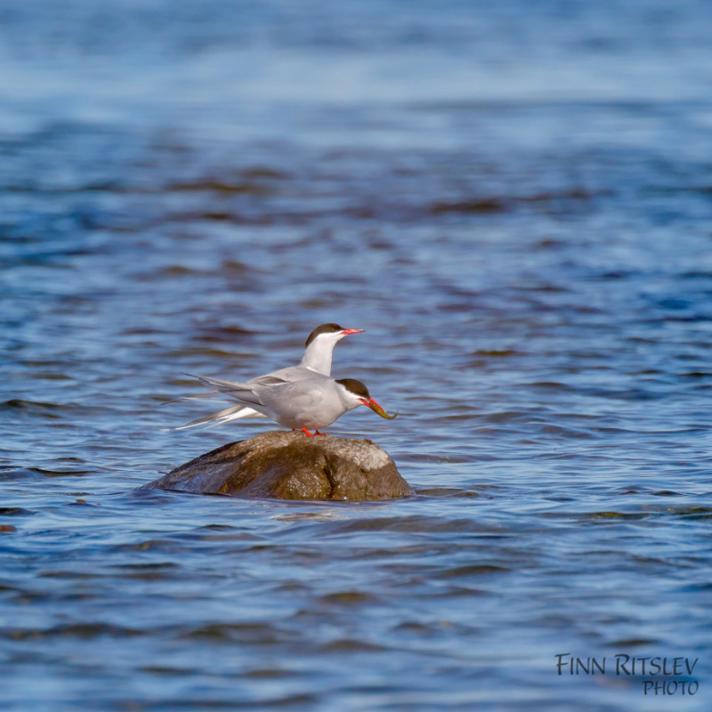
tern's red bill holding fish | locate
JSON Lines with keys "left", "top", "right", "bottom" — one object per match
{"left": 178, "top": 372, "right": 397, "bottom": 437}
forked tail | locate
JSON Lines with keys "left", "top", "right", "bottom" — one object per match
{"left": 173, "top": 403, "right": 264, "bottom": 431}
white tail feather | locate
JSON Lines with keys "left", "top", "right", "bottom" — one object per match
{"left": 173, "top": 403, "right": 264, "bottom": 431}
{"left": 222, "top": 407, "right": 266, "bottom": 421}
{"left": 167, "top": 375, "right": 270, "bottom": 431}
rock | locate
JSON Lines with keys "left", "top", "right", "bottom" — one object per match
{"left": 146, "top": 431, "right": 412, "bottom": 501}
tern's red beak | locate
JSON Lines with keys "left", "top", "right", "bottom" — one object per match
{"left": 359, "top": 397, "right": 398, "bottom": 420}
{"left": 341, "top": 328, "right": 365, "bottom": 336}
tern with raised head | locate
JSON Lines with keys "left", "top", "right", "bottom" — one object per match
{"left": 175, "top": 323, "right": 365, "bottom": 429}
{"left": 300, "top": 323, "right": 364, "bottom": 375}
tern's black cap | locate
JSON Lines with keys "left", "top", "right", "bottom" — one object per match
{"left": 335, "top": 378, "right": 370, "bottom": 399}
{"left": 305, "top": 323, "right": 344, "bottom": 347}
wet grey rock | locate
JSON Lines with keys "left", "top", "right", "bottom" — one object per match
{"left": 146, "top": 431, "right": 412, "bottom": 501}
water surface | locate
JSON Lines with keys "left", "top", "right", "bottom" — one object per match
{"left": 1, "top": 1, "right": 711, "bottom": 710}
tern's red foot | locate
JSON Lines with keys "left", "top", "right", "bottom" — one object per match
{"left": 301, "top": 427, "right": 315, "bottom": 438}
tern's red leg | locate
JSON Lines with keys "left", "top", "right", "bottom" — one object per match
{"left": 301, "top": 427, "right": 315, "bottom": 438}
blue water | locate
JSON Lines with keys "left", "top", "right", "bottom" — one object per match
{"left": 1, "top": 1, "right": 711, "bottom": 710}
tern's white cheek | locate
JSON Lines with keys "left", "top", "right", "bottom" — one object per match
{"left": 317, "top": 333, "right": 343, "bottom": 346}
{"left": 352, "top": 395, "right": 368, "bottom": 410}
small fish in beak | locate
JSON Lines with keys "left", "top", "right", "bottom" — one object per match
{"left": 360, "top": 397, "right": 398, "bottom": 419}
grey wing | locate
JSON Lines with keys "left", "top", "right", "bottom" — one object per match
{"left": 249, "top": 374, "right": 291, "bottom": 387}
{"left": 192, "top": 375, "right": 264, "bottom": 408}
{"left": 258, "top": 377, "right": 327, "bottom": 422}
{"left": 248, "top": 366, "right": 313, "bottom": 387}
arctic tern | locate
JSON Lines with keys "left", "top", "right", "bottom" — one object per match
{"left": 182, "top": 373, "right": 397, "bottom": 437}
